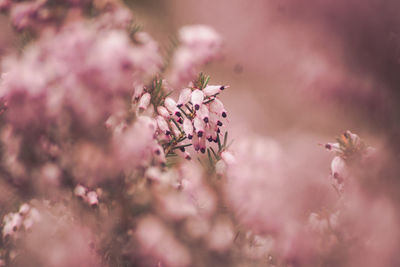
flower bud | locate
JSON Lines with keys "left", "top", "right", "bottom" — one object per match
{"left": 191, "top": 89, "right": 204, "bottom": 110}
{"left": 177, "top": 88, "right": 192, "bottom": 107}
{"left": 203, "top": 85, "right": 224, "bottom": 96}
{"left": 209, "top": 112, "right": 223, "bottom": 127}
{"left": 192, "top": 135, "right": 200, "bottom": 151}
{"left": 205, "top": 125, "right": 212, "bottom": 142}
{"left": 199, "top": 104, "right": 210, "bottom": 123}
{"left": 156, "top": 116, "right": 171, "bottom": 136}
{"left": 193, "top": 116, "right": 205, "bottom": 137}
{"left": 86, "top": 191, "right": 99, "bottom": 207}
{"left": 157, "top": 106, "right": 171, "bottom": 119}
{"left": 132, "top": 82, "right": 145, "bottom": 99}
{"left": 137, "top": 93, "right": 151, "bottom": 112}
{"left": 325, "top": 142, "right": 340, "bottom": 153}
{"left": 183, "top": 118, "right": 194, "bottom": 139}
{"left": 74, "top": 184, "right": 87, "bottom": 199}
{"left": 199, "top": 135, "right": 206, "bottom": 154}
{"left": 164, "top": 97, "right": 181, "bottom": 117}
{"left": 19, "top": 203, "right": 30, "bottom": 216}
{"left": 331, "top": 156, "right": 348, "bottom": 183}
{"left": 209, "top": 98, "right": 227, "bottom": 117}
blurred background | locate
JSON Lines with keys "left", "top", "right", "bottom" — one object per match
{"left": 121, "top": 0, "right": 400, "bottom": 135}
{"left": 2, "top": 0, "right": 400, "bottom": 202}
{"left": 123, "top": 0, "right": 400, "bottom": 194}
{"left": 1, "top": 1, "right": 400, "bottom": 265}
{"left": 3, "top": 0, "right": 400, "bottom": 137}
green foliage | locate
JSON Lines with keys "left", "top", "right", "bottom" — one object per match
{"left": 194, "top": 72, "right": 210, "bottom": 90}
{"left": 148, "top": 78, "right": 168, "bottom": 109}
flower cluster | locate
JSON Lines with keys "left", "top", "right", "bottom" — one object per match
{"left": 0, "top": 1, "right": 398, "bottom": 266}
{"left": 302, "top": 131, "right": 399, "bottom": 267}
{"left": 2, "top": 200, "right": 100, "bottom": 266}
{"left": 132, "top": 73, "right": 229, "bottom": 165}
{"left": 0, "top": 14, "right": 161, "bottom": 130}
{"left": 74, "top": 184, "right": 99, "bottom": 207}
{"left": 2, "top": 203, "right": 41, "bottom": 241}
{"left": 0, "top": 0, "right": 133, "bottom": 32}
{"left": 324, "top": 130, "right": 374, "bottom": 193}
{"left": 169, "top": 25, "right": 222, "bottom": 88}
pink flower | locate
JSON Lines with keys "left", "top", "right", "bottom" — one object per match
{"left": 183, "top": 118, "right": 194, "bottom": 139}
{"left": 179, "top": 25, "right": 221, "bottom": 53}
{"left": 221, "top": 151, "right": 236, "bottom": 165}
{"left": 169, "top": 25, "right": 222, "bottom": 88}
{"left": 156, "top": 116, "right": 171, "bottom": 136}
{"left": 164, "top": 97, "right": 181, "bottom": 117}
{"left": 74, "top": 185, "right": 87, "bottom": 199}
{"left": 136, "top": 216, "right": 191, "bottom": 267}
{"left": 113, "top": 116, "right": 157, "bottom": 169}
{"left": 86, "top": 191, "right": 99, "bottom": 207}
{"left": 137, "top": 92, "right": 151, "bottom": 112}
{"left": 209, "top": 98, "right": 227, "bottom": 118}
{"left": 331, "top": 156, "right": 348, "bottom": 183}
{"left": 177, "top": 88, "right": 192, "bottom": 107}
{"left": 203, "top": 85, "right": 223, "bottom": 96}
{"left": 157, "top": 106, "right": 171, "bottom": 119}
{"left": 191, "top": 89, "right": 204, "bottom": 110}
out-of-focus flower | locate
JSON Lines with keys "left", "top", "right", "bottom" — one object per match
{"left": 86, "top": 191, "right": 99, "bottom": 207}
{"left": 22, "top": 203, "right": 100, "bottom": 267}
{"left": 325, "top": 142, "right": 341, "bottom": 153}
{"left": 113, "top": 116, "right": 158, "bottom": 169}
{"left": 0, "top": 15, "right": 162, "bottom": 130}
{"left": 242, "top": 233, "right": 274, "bottom": 260}
{"left": 206, "top": 216, "right": 234, "bottom": 252}
{"left": 225, "top": 136, "right": 287, "bottom": 233}
{"left": 0, "top": 0, "right": 10, "bottom": 11}
{"left": 169, "top": 25, "right": 222, "bottom": 88}
{"left": 137, "top": 92, "right": 151, "bottom": 113}
{"left": 136, "top": 216, "right": 191, "bottom": 267}
{"left": 331, "top": 156, "right": 348, "bottom": 183}
{"left": 2, "top": 212, "right": 23, "bottom": 239}
{"left": 203, "top": 85, "right": 226, "bottom": 96}
{"left": 10, "top": 0, "right": 46, "bottom": 30}
{"left": 308, "top": 212, "right": 329, "bottom": 234}
{"left": 191, "top": 89, "right": 204, "bottom": 110}
{"left": 2, "top": 202, "right": 42, "bottom": 240}
{"left": 215, "top": 159, "right": 226, "bottom": 175}
{"left": 221, "top": 150, "right": 235, "bottom": 165}
{"left": 177, "top": 88, "right": 192, "bottom": 107}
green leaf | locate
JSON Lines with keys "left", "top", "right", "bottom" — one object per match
{"left": 204, "top": 75, "right": 210, "bottom": 88}
{"left": 210, "top": 147, "right": 218, "bottom": 160}
{"left": 203, "top": 98, "right": 215, "bottom": 104}
{"left": 223, "top": 131, "right": 228, "bottom": 148}
{"left": 172, "top": 143, "right": 192, "bottom": 150}
{"left": 177, "top": 106, "right": 189, "bottom": 119}
{"left": 170, "top": 118, "right": 182, "bottom": 133}
{"left": 207, "top": 148, "right": 214, "bottom": 166}
{"left": 185, "top": 104, "right": 194, "bottom": 113}
{"left": 217, "top": 135, "right": 222, "bottom": 151}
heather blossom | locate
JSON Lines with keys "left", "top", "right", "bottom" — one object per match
{"left": 0, "top": 1, "right": 399, "bottom": 266}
